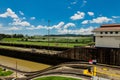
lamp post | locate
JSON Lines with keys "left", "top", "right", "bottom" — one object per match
{"left": 67, "top": 27, "right": 69, "bottom": 47}
{"left": 48, "top": 20, "right": 50, "bottom": 54}
{"left": 15, "top": 61, "right": 17, "bottom": 78}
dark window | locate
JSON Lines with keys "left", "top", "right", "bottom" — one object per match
{"left": 105, "top": 32, "right": 108, "bottom": 34}
{"left": 110, "top": 32, "right": 113, "bottom": 34}
{"left": 115, "top": 31, "right": 118, "bottom": 34}
{"left": 100, "top": 32, "right": 103, "bottom": 34}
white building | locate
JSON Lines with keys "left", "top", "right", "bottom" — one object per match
{"left": 93, "top": 24, "right": 120, "bottom": 48}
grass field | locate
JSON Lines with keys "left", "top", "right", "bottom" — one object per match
{"left": 0, "top": 37, "right": 94, "bottom": 48}
{"left": 34, "top": 76, "right": 82, "bottom": 80}
{"left": 0, "top": 67, "right": 13, "bottom": 76}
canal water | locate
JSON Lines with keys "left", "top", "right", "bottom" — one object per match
{"left": 0, "top": 55, "right": 51, "bottom": 72}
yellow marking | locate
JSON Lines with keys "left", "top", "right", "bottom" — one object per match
{"left": 102, "top": 68, "right": 109, "bottom": 71}
{"left": 83, "top": 69, "right": 93, "bottom": 76}
{"left": 97, "top": 71, "right": 120, "bottom": 78}
{"left": 83, "top": 66, "right": 97, "bottom": 76}
{"left": 93, "top": 66, "right": 96, "bottom": 76}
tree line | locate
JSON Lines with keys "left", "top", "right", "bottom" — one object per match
{"left": 0, "top": 34, "right": 24, "bottom": 39}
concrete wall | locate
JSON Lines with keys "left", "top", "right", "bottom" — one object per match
{"left": 94, "top": 31, "right": 120, "bottom": 48}
{"left": 57, "top": 47, "right": 120, "bottom": 66}
{"left": 95, "top": 36, "right": 120, "bottom": 48}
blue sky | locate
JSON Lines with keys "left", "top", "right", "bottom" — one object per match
{"left": 0, "top": 0, "right": 120, "bottom": 35}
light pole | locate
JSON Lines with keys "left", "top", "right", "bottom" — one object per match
{"left": 15, "top": 61, "right": 17, "bottom": 78}
{"left": 67, "top": 27, "right": 69, "bottom": 47}
{"left": 48, "top": 20, "right": 50, "bottom": 54}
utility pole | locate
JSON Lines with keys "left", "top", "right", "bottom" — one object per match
{"left": 15, "top": 61, "right": 17, "bottom": 78}
{"left": 67, "top": 27, "right": 69, "bottom": 47}
{"left": 48, "top": 20, "right": 50, "bottom": 54}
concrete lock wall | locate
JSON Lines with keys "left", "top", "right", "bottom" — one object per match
{"left": 57, "top": 47, "right": 120, "bottom": 66}
{"left": 0, "top": 45, "right": 119, "bottom": 66}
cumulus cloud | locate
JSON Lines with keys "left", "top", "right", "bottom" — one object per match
{"left": 112, "top": 16, "right": 120, "bottom": 18}
{"left": 19, "top": 11, "right": 24, "bottom": 15}
{"left": 90, "top": 17, "right": 112, "bottom": 23}
{"left": 81, "top": 20, "right": 89, "bottom": 24}
{"left": 81, "top": 16, "right": 113, "bottom": 24}
{"left": 0, "top": 8, "right": 31, "bottom": 27}
{"left": 12, "top": 21, "right": 30, "bottom": 26}
{"left": 88, "top": 12, "right": 94, "bottom": 16}
{"left": 27, "top": 22, "right": 75, "bottom": 31}
{"left": 64, "top": 23, "right": 75, "bottom": 29}
{"left": 26, "top": 25, "right": 44, "bottom": 30}
{"left": 30, "top": 17, "right": 36, "bottom": 20}
{"left": 58, "top": 26, "right": 96, "bottom": 35}
{"left": 53, "top": 22, "right": 65, "bottom": 29}
{"left": 70, "top": 11, "right": 85, "bottom": 20}
{"left": 0, "top": 8, "right": 18, "bottom": 19}
{"left": 26, "top": 25, "right": 36, "bottom": 30}
{"left": 9, "top": 26, "right": 21, "bottom": 30}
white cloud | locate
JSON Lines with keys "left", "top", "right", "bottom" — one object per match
{"left": 36, "top": 25, "right": 44, "bottom": 29}
{"left": 90, "top": 17, "right": 112, "bottom": 23}
{"left": 27, "top": 22, "right": 75, "bottom": 31}
{"left": 0, "top": 8, "right": 18, "bottom": 19}
{"left": 27, "top": 25, "right": 50, "bottom": 30}
{"left": 64, "top": 23, "right": 75, "bottom": 29}
{"left": 81, "top": 16, "right": 113, "bottom": 24}
{"left": 70, "top": 11, "right": 85, "bottom": 20}
{"left": 30, "top": 17, "right": 36, "bottom": 20}
{"left": 81, "top": 20, "right": 89, "bottom": 24}
{"left": 9, "top": 26, "right": 21, "bottom": 30}
{"left": 19, "top": 11, "right": 24, "bottom": 15}
{"left": 68, "top": 6, "right": 71, "bottom": 9}
{"left": 58, "top": 26, "right": 96, "bottom": 35}
{"left": 88, "top": 12, "right": 94, "bottom": 16}
{"left": 81, "top": 0, "right": 87, "bottom": 8}
{"left": 12, "top": 21, "right": 30, "bottom": 26}
{"left": 0, "top": 8, "right": 31, "bottom": 27}
{"left": 53, "top": 22, "right": 65, "bottom": 29}
{"left": 26, "top": 25, "right": 36, "bottom": 30}
{"left": 71, "top": 1, "right": 77, "bottom": 5}
{"left": 22, "top": 17, "right": 26, "bottom": 20}
{"left": 0, "top": 24, "right": 3, "bottom": 28}
{"left": 58, "top": 29, "right": 68, "bottom": 34}
{"left": 112, "top": 16, "right": 120, "bottom": 18}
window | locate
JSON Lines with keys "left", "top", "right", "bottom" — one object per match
{"left": 115, "top": 31, "right": 118, "bottom": 34}
{"left": 110, "top": 32, "right": 113, "bottom": 34}
{"left": 105, "top": 32, "right": 108, "bottom": 34}
{"left": 100, "top": 32, "right": 103, "bottom": 34}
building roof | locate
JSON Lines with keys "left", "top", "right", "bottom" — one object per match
{"left": 93, "top": 24, "right": 120, "bottom": 32}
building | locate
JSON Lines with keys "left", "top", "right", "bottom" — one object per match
{"left": 93, "top": 24, "right": 120, "bottom": 48}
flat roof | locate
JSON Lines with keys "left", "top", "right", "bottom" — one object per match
{"left": 93, "top": 24, "right": 120, "bottom": 32}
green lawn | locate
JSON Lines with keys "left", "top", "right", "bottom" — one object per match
{"left": 0, "top": 41, "right": 87, "bottom": 48}
{"left": 34, "top": 76, "right": 82, "bottom": 80}
{"left": 0, "top": 67, "right": 13, "bottom": 76}
{"left": 1, "top": 38, "right": 21, "bottom": 42}
{"left": 0, "top": 37, "right": 94, "bottom": 48}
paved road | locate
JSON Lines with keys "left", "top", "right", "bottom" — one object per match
{"left": 0, "top": 61, "right": 120, "bottom": 80}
